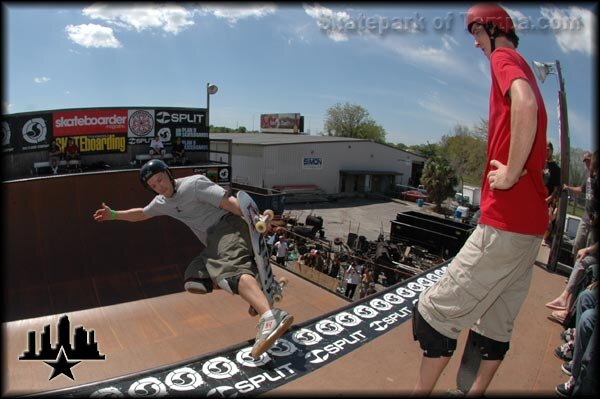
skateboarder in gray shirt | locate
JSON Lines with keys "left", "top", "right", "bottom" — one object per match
{"left": 93, "top": 159, "right": 293, "bottom": 359}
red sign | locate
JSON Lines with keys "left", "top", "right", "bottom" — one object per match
{"left": 53, "top": 109, "right": 128, "bottom": 136}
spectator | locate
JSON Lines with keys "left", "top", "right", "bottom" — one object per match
{"left": 344, "top": 263, "right": 360, "bottom": 300}
{"left": 542, "top": 195, "right": 559, "bottom": 246}
{"left": 48, "top": 139, "right": 62, "bottom": 174}
{"left": 543, "top": 141, "right": 561, "bottom": 203}
{"left": 149, "top": 134, "right": 166, "bottom": 160}
{"left": 366, "top": 282, "right": 377, "bottom": 296}
{"left": 554, "top": 284, "right": 598, "bottom": 397}
{"left": 564, "top": 151, "right": 598, "bottom": 259}
{"left": 172, "top": 137, "right": 186, "bottom": 165}
{"left": 329, "top": 254, "right": 341, "bottom": 278}
{"left": 273, "top": 235, "right": 289, "bottom": 267}
{"left": 359, "top": 266, "right": 374, "bottom": 299}
{"left": 546, "top": 242, "right": 598, "bottom": 325}
{"left": 64, "top": 137, "right": 80, "bottom": 172}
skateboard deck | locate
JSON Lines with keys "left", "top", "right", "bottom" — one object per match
{"left": 237, "top": 191, "right": 287, "bottom": 314}
{"left": 456, "top": 333, "right": 481, "bottom": 394}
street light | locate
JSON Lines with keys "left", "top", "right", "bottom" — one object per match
{"left": 206, "top": 83, "right": 218, "bottom": 133}
{"left": 532, "top": 60, "right": 570, "bottom": 272}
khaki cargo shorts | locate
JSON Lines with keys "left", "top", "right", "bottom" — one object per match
{"left": 184, "top": 214, "right": 257, "bottom": 284}
{"left": 417, "top": 224, "right": 542, "bottom": 342}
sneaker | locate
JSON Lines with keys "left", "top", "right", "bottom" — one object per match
{"left": 555, "top": 376, "right": 574, "bottom": 397}
{"left": 561, "top": 361, "right": 572, "bottom": 376}
{"left": 251, "top": 309, "right": 294, "bottom": 359}
{"left": 555, "top": 341, "right": 574, "bottom": 361}
{"left": 561, "top": 328, "right": 576, "bottom": 343}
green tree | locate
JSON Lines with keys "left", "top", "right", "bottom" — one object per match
{"left": 409, "top": 142, "right": 439, "bottom": 159}
{"left": 420, "top": 156, "right": 458, "bottom": 213}
{"left": 324, "top": 102, "right": 386, "bottom": 143}
{"left": 439, "top": 123, "right": 487, "bottom": 187}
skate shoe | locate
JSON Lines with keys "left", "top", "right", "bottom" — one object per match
{"left": 251, "top": 309, "right": 293, "bottom": 359}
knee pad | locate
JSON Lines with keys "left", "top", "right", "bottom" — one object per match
{"left": 468, "top": 330, "right": 510, "bottom": 361}
{"left": 412, "top": 306, "right": 457, "bottom": 358}
{"left": 184, "top": 277, "right": 213, "bottom": 294}
{"left": 217, "top": 275, "right": 242, "bottom": 295}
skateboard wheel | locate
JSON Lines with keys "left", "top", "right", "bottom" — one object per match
{"left": 273, "top": 294, "right": 282, "bottom": 302}
{"left": 264, "top": 209, "right": 275, "bottom": 221}
{"left": 278, "top": 277, "right": 288, "bottom": 287}
{"left": 255, "top": 221, "right": 267, "bottom": 234}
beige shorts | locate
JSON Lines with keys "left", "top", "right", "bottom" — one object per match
{"left": 417, "top": 224, "right": 542, "bottom": 342}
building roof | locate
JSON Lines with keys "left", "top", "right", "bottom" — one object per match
{"left": 210, "top": 133, "right": 426, "bottom": 161}
{"left": 210, "top": 132, "right": 367, "bottom": 146}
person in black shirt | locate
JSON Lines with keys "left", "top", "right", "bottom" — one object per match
{"left": 543, "top": 141, "right": 561, "bottom": 203}
{"left": 172, "top": 137, "right": 186, "bottom": 165}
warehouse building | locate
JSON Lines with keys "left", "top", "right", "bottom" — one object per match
{"left": 210, "top": 133, "right": 426, "bottom": 196}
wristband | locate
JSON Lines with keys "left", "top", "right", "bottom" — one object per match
{"left": 111, "top": 210, "right": 116, "bottom": 220}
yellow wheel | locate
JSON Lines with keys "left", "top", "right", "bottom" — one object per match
{"left": 255, "top": 220, "right": 267, "bottom": 234}
{"left": 273, "top": 294, "right": 282, "bottom": 302}
{"left": 264, "top": 209, "right": 275, "bottom": 221}
{"left": 277, "top": 277, "right": 288, "bottom": 287}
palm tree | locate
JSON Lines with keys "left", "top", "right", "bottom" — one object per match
{"left": 421, "top": 156, "right": 458, "bottom": 213}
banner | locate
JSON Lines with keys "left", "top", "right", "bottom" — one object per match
{"left": 260, "top": 113, "right": 301, "bottom": 134}
{"left": 2, "top": 113, "right": 53, "bottom": 153}
{"left": 53, "top": 109, "right": 128, "bottom": 136}
{"left": 127, "top": 109, "right": 156, "bottom": 145}
{"left": 2, "top": 107, "right": 211, "bottom": 156}
{"left": 155, "top": 109, "right": 208, "bottom": 152}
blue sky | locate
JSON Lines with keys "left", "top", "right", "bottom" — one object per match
{"left": 3, "top": 2, "right": 597, "bottom": 150}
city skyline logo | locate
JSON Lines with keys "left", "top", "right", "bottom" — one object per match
{"left": 19, "top": 314, "right": 105, "bottom": 380}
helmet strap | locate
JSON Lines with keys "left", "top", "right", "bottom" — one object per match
{"left": 484, "top": 23, "right": 498, "bottom": 53}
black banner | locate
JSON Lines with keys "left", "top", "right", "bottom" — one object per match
{"left": 2, "top": 112, "right": 53, "bottom": 153}
{"left": 32, "top": 262, "right": 449, "bottom": 397}
{"left": 154, "top": 109, "right": 208, "bottom": 152}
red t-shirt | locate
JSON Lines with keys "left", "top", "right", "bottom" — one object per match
{"left": 478, "top": 48, "right": 548, "bottom": 235}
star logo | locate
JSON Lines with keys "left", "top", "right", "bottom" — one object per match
{"left": 44, "top": 348, "right": 81, "bottom": 380}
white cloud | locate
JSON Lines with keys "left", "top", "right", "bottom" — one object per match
{"left": 33, "top": 77, "right": 51, "bottom": 83}
{"left": 540, "top": 6, "right": 595, "bottom": 55}
{"left": 441, "top": 33, "right": 458, "bottom": 50}
{"left": 417, "top": 91, "right": 476, "bottom": 126}
{"left": 303, "top": 4, "right": 351, "bottom": 42}
{"left": 83, "top": 3, "right": 195, "bottom": 34}
{"left": 65, "top": 24, "right": 122, "bottom": 48}
{"left": 199, "top": 4, "right": 276, "bottom": 25}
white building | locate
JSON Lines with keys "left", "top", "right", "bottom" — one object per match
{"left": 210, "top": 133, "right": 426, "bottom": 195}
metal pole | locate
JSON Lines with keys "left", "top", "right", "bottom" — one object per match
{"left": 547, "top": 60, "right": 571, "bottom": 272}
{"left": 206, "top": 83, "right": 210, "bottom": 133}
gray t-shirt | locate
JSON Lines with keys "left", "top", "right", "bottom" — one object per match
{"left": 143, "top": 174, "right": 228, "bottom": 245}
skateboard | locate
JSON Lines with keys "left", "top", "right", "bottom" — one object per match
{"left": 546, "top": 72, "right": 570, "bottom": 272}
{"left": 455, "top": 332, "right": 481, "bottom": 394}
{"left": 237, "top": 190, "right": 288, "bottom": 316}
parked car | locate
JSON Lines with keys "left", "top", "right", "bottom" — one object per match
{"left": 401, "top": 190, "right": 429, "bottom": 202}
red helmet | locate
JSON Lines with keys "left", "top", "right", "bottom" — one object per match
{"left": 466, "top": 3, "right": 515, "bottom": 34}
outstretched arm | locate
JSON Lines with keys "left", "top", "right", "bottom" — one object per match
{"left": 93, "top": 202, "right": 152, "bottom": 222}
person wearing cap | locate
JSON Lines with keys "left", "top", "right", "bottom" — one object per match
{"left": 564, "top": 151, "right": 598, "bottom": 258}
{"left": 412, "top": 4, "right": 548, "bottom": 396}
{"left": 92, "top": 159, "right": 294, "bottom": 360}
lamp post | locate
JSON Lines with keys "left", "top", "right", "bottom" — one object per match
{"left": 206, "top": 83, "right": 218, "bottom": 133}
{"left": 532, "top": 60, "right": 570, "bottom": 272}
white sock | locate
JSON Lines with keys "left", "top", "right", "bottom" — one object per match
{"left": 261, "top": 310, "right": 274, "bottom": 319}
